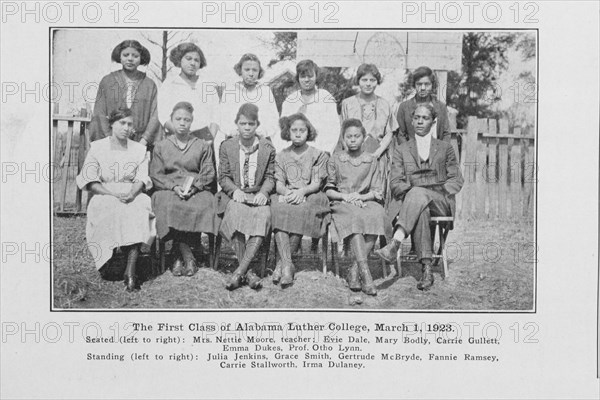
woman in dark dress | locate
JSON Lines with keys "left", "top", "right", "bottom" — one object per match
{"left": 90, "top": 40, "right": 159, "bottom": 146}
{"left": 150, "top": 102, "right": 218, "bottom": 277}
{"left": 217, "top": 103, "right": 276, "bottom": 291}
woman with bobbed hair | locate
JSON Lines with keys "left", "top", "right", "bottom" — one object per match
{"left": 158, "top": 42, "right": 220, "bottom": 141}
{"left": 90, "top": 40, "right": 159, "bottom": 147}
{"left": 269, "top": 113, "right": 330, "bottom": 287}
{"left": 280, "top": 59, "right": 340, "bottom": 155}
{"left": 339, "top": 63, "right": 394, "bottom": 159}
{"left": 77, "top": 108, "right": 156, "bottom": 291}
{"left": 215, "top": 53, "right": 280, "bottom": 154}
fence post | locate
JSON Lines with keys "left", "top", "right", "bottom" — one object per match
{"left": 475, "top": 119, "right": 488, "bottom": 218}
{"left": 458, "top": 116, "right": 479, "bottom": 220}
{"left": 498, "top": 119, "right": 509, "bottom": 219}
{"left": 523, "top": 135, "right": 535, "bottom": 219}
{"left": 487, "top": 119, "right": 498, "bottom": 219}
{"left": 510, "top": 127, "right": 522, "bottom": 219}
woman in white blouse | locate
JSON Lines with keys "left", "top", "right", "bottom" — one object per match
{"left": 158, "top": 43, "right": 220, "bottom": 141}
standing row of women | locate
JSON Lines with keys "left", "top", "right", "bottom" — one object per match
{"left": 79, "top": 39, "right": 460, "bottom": 296}
{"left": 88, "top": 40, "right": 450, "bottom": 156}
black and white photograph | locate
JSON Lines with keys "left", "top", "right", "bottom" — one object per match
{"left": 52, "top": 28, "right": 536, "bottom": 310}
{"left": 1, "top": 2, "right": 598, "bottom": 399}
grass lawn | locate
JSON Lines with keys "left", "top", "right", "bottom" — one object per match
{"left": 53, "top": 216, "right": 534, "bottom": 310}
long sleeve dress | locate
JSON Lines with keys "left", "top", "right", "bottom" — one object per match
{"left": 217, "top": 137, "right": 276, "bottom": 240}
{"left": 150, "top": 136, "right": 218, "bottom": 240}
{"left": 76, "top": 138, "right": 156, "bottom": 270}
{"left": 280, "top": 87, "right": 341, "bottom": 155}
{"left": 270, "top": 146, "right": 331, "bottom": 238}
{"left": 325, "top": 151, "right": 390, "bottom": 242}
{"left": 89, "top": 70, "right": 160, "bottom": 144}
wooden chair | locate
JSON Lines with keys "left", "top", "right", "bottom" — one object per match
{"left": 396, "top": 216, "right": 454, "bottom": 279}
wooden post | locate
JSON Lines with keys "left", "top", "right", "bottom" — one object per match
{"left": 523, "top": 137, "right": 535, "bottom": 218}
{"left": 510, "top": 128, "right": 522, "bottom": 219}
{"left": 498, "top": 119, "right": 509, "bottom": 219}
{"left": 475, "top": 119, "right": 488, "bottom": 218}
{"left": 59, "top": 121, "right": 74, "bottom": 212}
{"left": 487, "top": 119, "right": 499, "bottom": 219}
{"left": 458, "top": 116, "right": 479, "bottom": 219}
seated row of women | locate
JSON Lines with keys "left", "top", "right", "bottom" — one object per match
{"left": 77, "top": 100, "right": 462, "bottom": 297}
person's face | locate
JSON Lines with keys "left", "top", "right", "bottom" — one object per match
{"left": 412, "top": 107, "right": 434, "bottom": 136}
{"left": 343, "top": 126, "right": 365, "bottom": 151}
{"left": 120, "top": 47, "right": 141, "bottom": 72}
{"left": 171, "top": 109, "right": 193, "bottom": 135}
{"left": 299, "top": 71, "right": 317, "bottom": 91}
{"left": 415, "top": 75, "right": 433, "bottom": 99}
{"left": 240, "top": 60, "right": 260, "bottom": 87}
{"left": 180, "top": 51, "right": 202, "bottom": 78}
{"left": 111, "top": 116, "right": 134, "bottom": 140}
{"left": 236, "top": 115, "right": 258, "bottom": 141}
{"left": 358, "top": 73, "right": 378, "bottom": 95}
{"left": 289, "top": 119, "right": 309, "bottom": 147}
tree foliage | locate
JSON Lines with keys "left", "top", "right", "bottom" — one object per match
{"left": 267, "top": 32, "right": 297, "bottom": 67}
{"left": 444, "top": 32, "right": 535, "bottom": 128}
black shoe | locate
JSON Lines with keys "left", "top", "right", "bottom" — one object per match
{"left": 225, "top": 270, "right": 244, "bottom": 291}
{"left": 124, "top": 274, "right": 140, "bottom": 292}
{"left": 374, "top": 241, "right": 399, "bottom": 263}
{"left": 417, "top": 264, "right": 434, "bottom": 291}
{"left": 184, "top": 259, "right": 199, "bottom": 277}
{"left": 272, "top": 260, "right": 283, "bottom": 284}
{"left": 172, "top": 258, "right": 184, "bottom": 276}
{"left": 245, "top": 270, "right": 263, "bottom": 290}
{"left": 280, "top": 263, "right": 295, "bottom": 287}
{"left": 358, "top": 262, "right": 377, "bottom": 296}
{"left": 346, "top": 263, "right": 361, "bottom": 291}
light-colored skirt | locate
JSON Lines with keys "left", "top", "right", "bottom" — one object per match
{"left": 85, "top": 193, "right": 156, "bottom": 270}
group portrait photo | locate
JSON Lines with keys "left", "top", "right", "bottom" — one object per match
{"left": 51, "top": 28, "right": 537, "bottom": 311}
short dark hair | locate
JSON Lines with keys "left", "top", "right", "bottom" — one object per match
{"left": 108, "top": 107, "right": 133, "bottom": 127}
{"left": 235, "top": 103, "right": 260, "bottom": 125}
{"left": 356, "top": 63, "right": 382, "bottom": 85}
{"left": 411, "top": 103, "right": 438, "bottom": 121}
{"left": 341, "top": 118, "right": 366, "bottom": 137}
{"left": 295, "top": 59, "right": 319, "bottom": 84}
{"left": 411, "top": 66, "right": 437, "bottom": 89}
{"left": 171, "top": 101, "right": 194, "bottom": 118}
{"left": 233, "top": 53, "right": 265, "bottom": 79}
{"left": 169, "top": 43, "right": 207, "bottom": 68}
{"left": 279, "top": 114, "right": 317, "bottom": 142}
{"left": 110, "top": 40, "right": 151, "bottom": 66}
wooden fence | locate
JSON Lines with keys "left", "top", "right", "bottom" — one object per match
{"left": 455, "top": 116, "right": 535, "bottom": 220}
{"left": 52, "top": 105, "right": 90, "bottom": 215}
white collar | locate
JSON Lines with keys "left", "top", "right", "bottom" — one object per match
{"left": 414, "top": 131, "right": 432, "bottom": 160}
